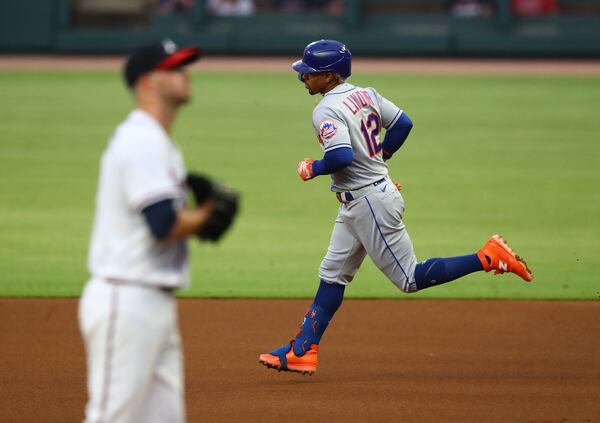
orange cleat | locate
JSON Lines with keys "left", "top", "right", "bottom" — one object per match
{"left": 259, "top": 341, "right": 318, "bottom": 375}
{"left": 477, "top": 234, "right": 533, "bottom": 282}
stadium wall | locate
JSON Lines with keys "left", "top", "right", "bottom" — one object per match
{"left": 0, "top": 0, "right": 599, "bottom": 56}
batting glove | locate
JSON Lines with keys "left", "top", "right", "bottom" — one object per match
{"left": 297, "top": 158, "right": 315, "bottom": 181}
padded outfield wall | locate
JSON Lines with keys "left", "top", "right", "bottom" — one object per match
{"left": 0, "top": 0, "right": 599, "bottom": 56}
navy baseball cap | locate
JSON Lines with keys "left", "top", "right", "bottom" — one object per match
{"left": 124, "top": 38, "right": 202, "bottom": 88}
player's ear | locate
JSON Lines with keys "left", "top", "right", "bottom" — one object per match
{"left": 132, "top": 73, "right": 155, "bottom": 102}
{"left": 136, "top": 73, "right": 155, "bottom": 92}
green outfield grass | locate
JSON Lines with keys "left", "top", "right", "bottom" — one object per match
{"left": 0, "top": 70, "right": 598, "bottom": 299}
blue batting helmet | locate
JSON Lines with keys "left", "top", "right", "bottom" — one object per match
{"left": 292, "top": 39, "right": 352, "bottom": 79}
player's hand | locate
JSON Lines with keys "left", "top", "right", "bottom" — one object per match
{"left": 297, "top": 158, "right": 315, "bottom": 181}
{"left": 392, "top": 179, "right": 402, "bottom": 191}
{"left": 195, "top": 200, "right": 215, "bottom": 229}
{"left": 165, "top": 201, "right": 213, "bottom": 242}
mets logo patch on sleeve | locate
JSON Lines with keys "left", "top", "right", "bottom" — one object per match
{"left": 319, "top": 120, "right": 338, "bottom": 141}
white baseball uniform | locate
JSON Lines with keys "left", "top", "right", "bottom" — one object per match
{"left": 314, "top": 83, "right": 418, "bottom": 292}
{"left": 79, "top": 109, "right": 188, "bottom": 423}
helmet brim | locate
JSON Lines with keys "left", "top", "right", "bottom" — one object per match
{"left": 292, "top": 60, "right": 319, "bottom": 75}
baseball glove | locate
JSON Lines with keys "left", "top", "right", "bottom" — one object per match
{"left": 186, "top": 173, "right": 240, "bottom": 242}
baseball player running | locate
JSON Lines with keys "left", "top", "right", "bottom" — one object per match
{"left": 79, "top": 40, "right": 212, "bottom": 423}
{"left": 259, "top": 39, "right": 533, "bottom": 375}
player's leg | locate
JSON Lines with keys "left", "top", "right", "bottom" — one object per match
{"left": 79, "top": 280, "right": 150, "bottom": 423}
{"left": 301, "top": 213, "right": 367, "bottom": 355}
{"left": 413, "top": 234, "right": 533, "bottom": 288}
{"left": 290, "top": 279, "right": 346, "bottom": 356}
{"left": 259, "top": 215, "right": 366, "bottom": 374}
{"left": 352, "top": 185, "right": 532, "bottom": 290}
{"left": 79, "top": 280, "right": 175, "bottom": 423}
{"left": 412, "top": 255, "right": 484, "bottom": 290}
{"left": 139, "top": 315, "right": 185, "bottom": 423}
{"left": 347, "top": 186, "right": 419, "bottom": 292}
{"left": 354, "top": 188, "right": 485, "bottom": 290}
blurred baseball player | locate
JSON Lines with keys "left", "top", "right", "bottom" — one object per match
{"left": 259, "top": 39, "right": 533, "bottom": 375}
{"left": 79, "top": 39, "right": 212, "bottom": 423}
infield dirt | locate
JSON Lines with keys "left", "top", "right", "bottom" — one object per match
{"left": 1, "top": 298, "right": 599, "bottom": 423}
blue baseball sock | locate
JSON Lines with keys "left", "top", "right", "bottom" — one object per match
{"left": 414, "top": 254, "right": 483, "bottom": 291}
{"left": 314, "top": 279, "right": 345, "bottom": 314}
{"left": 292, "top": 280, "right": 345, "bottom": 356}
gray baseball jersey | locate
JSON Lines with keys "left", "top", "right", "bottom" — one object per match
{"left": 311, "top": 83, "right": 403, "bottom": 192}
{"left": 314, "top": 83, "right": 418, "bottom": 292}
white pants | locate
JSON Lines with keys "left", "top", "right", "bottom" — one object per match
{"left": 319, "top": 178, "right": 418, "bottom": 292}
{"left": 79, "top": 278, "right": 185, "bottom": 423}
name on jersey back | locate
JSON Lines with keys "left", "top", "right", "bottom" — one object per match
{"left": 342, "top": 90, "right": 375, "bottom": 115}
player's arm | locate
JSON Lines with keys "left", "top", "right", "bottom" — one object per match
{"left": 314, "top": 148, "right": 353, "bottom": 175}
{"left": 381, "top": 113, "right": 413, "bottom": 161}
{"left": 298, "top": 148, "right": 353, "bottom": 181}
{"left": 142, "top": 199, "right": 213, "bottom": 242}
{"left": 369, "top": 88, "right": 413, "bottom": 161}
{"left": 299, "top": 109, "right": 352, "bottom": 181}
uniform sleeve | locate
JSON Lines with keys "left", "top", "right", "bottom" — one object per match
{"left": 119, "top": 135, "right": 180, "bottom": 211}
{"left": 141, "top": 198, "right": 176, "bottom": 240}
{"left": 312, "top": 107, "right": 352, "bottom": 153}
{"left": 370, "top": 88, "right": 403, "bottom": 130}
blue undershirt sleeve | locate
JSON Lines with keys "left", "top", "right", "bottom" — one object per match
{"left": 381, "top": 112, "right": 413, "bottom": 161}
{"left": 141, "top": 198, "right": 177, "bottom": 241}
{"left": 311, "top": 147, "right": 353, "bottom": 176}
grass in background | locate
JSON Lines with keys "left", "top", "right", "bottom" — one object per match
{"left": 0, "top": 70, "right": 598, "bottom": 299}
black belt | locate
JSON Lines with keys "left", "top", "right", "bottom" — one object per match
{"left": 336, "top": 177, "right": 386, "bottom": 203}
{"left": 105, "top": 277, "right": 176, "bottom": 294}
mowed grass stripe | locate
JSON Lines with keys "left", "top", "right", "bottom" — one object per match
{"left": 0, "top": 71, "right": 598, "bottom": 298}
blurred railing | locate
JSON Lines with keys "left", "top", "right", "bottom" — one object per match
{"left": 1, "top": 0, "right": 599, "bottom": 56}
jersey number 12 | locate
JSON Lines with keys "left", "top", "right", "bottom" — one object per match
{"left": 360, "top": 113, "right": 382, "bottom": 157}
